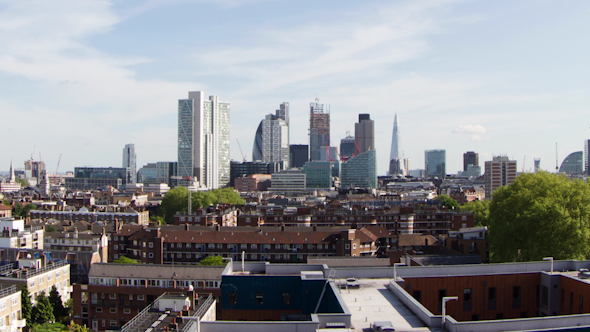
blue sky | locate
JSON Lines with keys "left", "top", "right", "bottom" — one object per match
{"left": 1, "top": 0, "right": 589, "bottom": 176}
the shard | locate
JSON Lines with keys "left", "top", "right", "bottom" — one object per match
{"left": 389, "top": 114, "right": 404, "bottom": 176}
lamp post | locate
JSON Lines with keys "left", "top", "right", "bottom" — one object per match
{"left": 543, "top": 257, "right": 554, "bottom": 315}
{"left": 543, "top": 257, "right": 554, "bottom": 274}
{"left": 441, "top": 296, "right": 458, "bottom": 326}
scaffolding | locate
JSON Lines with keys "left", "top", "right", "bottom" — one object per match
{"left": 309, "top": 100, "right": 330, "bottom": 162}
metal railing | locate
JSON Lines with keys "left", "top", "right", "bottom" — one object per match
{"left": 0, "top": 285, "right": 17, "bottom": 298}
{"left": 181, "top": 294, "right": 215, "bottom": 332}
{"left": 120, "top": 293, "right": 165, "bottom": 332}
{"left": 25, "top": 259, "right": 68, "bottom": 278}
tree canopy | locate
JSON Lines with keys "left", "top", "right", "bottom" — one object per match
{"left": 49, "top": 286, "right": 67, "bottom": 322}
{"left": 32, "top": 291, "right": 55, "bottom": 325}
{"left": 22, "top": 285, "right": 32, "bottom": 326}
{"left": 460, "top": 200, "right": 490, "bottom": 226}
{"left": 161, "top": 187, "right": 245, "bottom": 223}
{"left": 489, "top": 172, "right": 590, "bottom": 262}
{"left": 13, "top": 202, "right": 37, "bottom": 219}
{"left": 113, "top": 256, "right": 139, "bottom": 264}
{"left": 199, "top": 256, "right": 225, "bottom": 266}
{"left": 436, "top": 194, "right": 459, "bottom": 210}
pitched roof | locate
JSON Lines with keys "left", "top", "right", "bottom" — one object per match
{"left": 398, "top": 234, "right": 439, "bottom": 247}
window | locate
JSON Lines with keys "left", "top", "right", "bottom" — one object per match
{"left": 217, "top": 243, "right": 223, "bottom": 249}
{"left": 0, "top": 301, "right": 6, "bottom": 310}
{"left": 129, "top": 294, "right": 133, "bottom": 300}
{"left": 308, "top": 244, "right": 314, "bottom": 249}
{"left": 177, "top": 253, "right": 182, "bottom": 258}
{"left": 11, "top": 297, "right": 17, "bottom": 307}
{"left": 133, "top": 241, "right": 137, "bottom": 246}
{"left": 345, "top": 244, "right": 350, "bottom": 249}
{"left": 229, "top": 292, "right": 238, "bottom": 305}
{"left": 124, "top": 309, "right": 131, "bottom": 314}
{"left": 149, "top": 253, "right": 154, "bottom": 258}
{"left": 352, "top": 243, "right": 357, "bottom": 249}
{"left": 282, "top": 292, "right": 291, "bottom": 305}
{"left": 251, "top": 244, "right": 257, "bottom": 249}
{"left": 110, "top": 308, "right": 116, "bottom": 313}
{"left": 413, "top": 290, "right": 422, "bottom": 303}
{"left": 513, "top": 286, "right": 521, "bottom": 309}
{"left": 114, "top": 245, "right": 119, "bottom": 251}
{"left": 463, "top": 288, "right": 472, "bottom": 311}
{"left": 255, "top": 292, "right": 264, "bottom": 305}
{"left": 138, "top": 295, "right": 144, "bottom": 301}
{"left": 149, "top": 242, "right": 154, "bottom": 248}
{"left": 143, "top": 252, "right": 146, "bottom": 258}
{"left": 275, "top": 244, "right": 280, "bottom": 249}
{"left": 208, "top": 243, "right": 215, "bottom": 249}
{"left": 318, "top": 244, "right": 323, "bottom": 249}
{"left": 265, "top": 244, "right": 271, "bottom": 249}
{"left": 186, "top": 243, "right": 191, "bottom": 248}
{"left": 109, "top": 293, "right": 116, "bottom": 300}
{"left": 96, "top": 307, "right": 102, "bottom": 313}
{"left": 488, "top": 287, "right": 497, "bottom": 310}
{"left": 110, "top": 320, "right": 116, "bottom": 327}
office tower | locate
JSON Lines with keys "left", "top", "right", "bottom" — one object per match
{"left": 463, "top": 151, "right": 479, "bottom": 171}
{"left": 24, "top": 159, "right": 46, "bottom": 187}
{"left": 178, "top": 91, "right": 230, "bottom": 189}
{"left": 558, "top": 151, "right": 583, "bottom": 174}
{"left": 425, "top": 149, "right": 446, "bottom": 178}
{"left": 484, "top": 156, "right": 517, "bottom": 198}
{"left": 289, "top": 145, "right": 309, "bottom": 168}
{"left": 585, "top": 140, "right": 590, "bottom": 174}
{"left": 230, "top": 161, "right": 282, "bottom": 187}
{"left": 340, "top": 150, "right": 377, "bottom": 189}
{"left": 252, "top": 103, "right": 289, "bottom": 168}
{"left": 156, "top": 161, "right": 178, "bottom": 187}
{"left": 534, "top": 158, "right": 541, "bottom": 173}
{"left": 355, "top": 114, "right": 374, "bottom": 153}
{"left": 340, "top": 135, "right": 356, "bottom": 160}
{"left": 303, "top": 161, "right": 332, "bottom": 189}
{"left": 309, "top": 100, "right": 330, "bottom": 161}
{"left": 389, "top": 114, "right": 404, "bottom": 175}
{"left": 123, "top": 143, "right": 137, "bottom": 184}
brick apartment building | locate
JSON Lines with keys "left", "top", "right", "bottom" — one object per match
{"left": 72, "top": 263, "right": 226, "bottom": 331}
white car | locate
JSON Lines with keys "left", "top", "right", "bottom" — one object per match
{"left": 346, "top": 278, "right": 360, "bottom": 288}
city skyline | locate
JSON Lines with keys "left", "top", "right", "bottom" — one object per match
{"left": 1, "top": 1, "right": 590, "bottom": 176}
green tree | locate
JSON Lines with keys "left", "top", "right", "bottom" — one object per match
{"left": 22, "top": 285, "right": 33, "bottom": 326}
{"left": 66, "top": 322, "right": 88, "bottom": 332}
{"left": 15, "top": 177, "right": 29, "bottom": 187}
{"left": 161, "top": 186, "right": 189, "bottom": 223}
{"left": 13, "top": 203, "right": 25, "bottom": 219}
{"left": 48, "top": 286, "right": 67, "bottom": 321}
{"left": 31, "top": 322, "right": 66, "bottom": 332}
{"left": 460, "top": 200, "right": 491, "bottom": 226}
{"left": 24, "top": 203, "right": 38, "bottom": 215}
{"left": 45, "top": 225, "right": 57, "bottom": 233}
{"left": 199, "top": 256, "right": 225, "bottom": 266}
{"left": 436, "top": 194, "right": 459, "bottom": 210}
{"left": 489, "top": 172, "right": 590, "bottom": 262}
{"left": 150, "top": 215, "right": 166, "bottom": 225}
{"left": 32, "top": 291, "right": 55, "bottom": 325}
{"left": 113, "top": 256, "right": 139, "bottom": 264}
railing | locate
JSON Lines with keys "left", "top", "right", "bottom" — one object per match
{"left": 0, "top": 226, "right": 43, "bottom": 238}
{"left": 25, "top": 259, "right": 68, "bottom": 278}
{"left": 120, "top": 293, "right": 165, "bottom": 332}
{"left": 0, "top": 285, "right": 17, "bottom": 298}
{"left": 181, "top": 294, "right": 215, "bottom": 332}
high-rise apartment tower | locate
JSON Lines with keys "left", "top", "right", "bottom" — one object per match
{"left": 177, "top": 91, "right": 230, "bottom": 189}
{"left": 123, "top": 143, "right": 137, "bottom": 184}
{"left": 484, "top": 156, "right": 517, "bottom": 198}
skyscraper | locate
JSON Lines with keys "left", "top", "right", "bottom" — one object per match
{"left": 289, "top": 145, "right": 308, "bottom": 168}
{"left": 340, "top": 135, "right": 356, "bottom": 160}
{"left": 463, "top": 151, "right": 479, "bottom": 172}
{"left": 309, "top": 100, "right": 330, "bottom": 161}
{"left": 425, "top": 149, "right": 446, "bottom": 178}
{"left": 340, "top": 150, "right": 377, "bottom": 189}
{"left": 585, "top": 139, "right": 590, "bottom": 174}
{"left": 178, "top": 91, "right": 230, "bottom": 189}
{"left": 355, "top": 114, "right": 374, "bottom": 153}
{"left": 389, "top": 114, "right": 404, "bottom": 175}
{"left": 485, "top": 156, "right": 517, "bottom": 198}
{"left": 123, "top": 143, "right": 137, "bottom": 184}
{"left": 252, "top": 103, "right": 289, "bottom": 168}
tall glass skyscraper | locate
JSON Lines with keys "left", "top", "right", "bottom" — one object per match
{"left": 178, "top": 91, "right": 230, "bottom": 189}
{"left": 309, "top": 100, "right": 330, "bottom": 161}
{"left": 252, "top": 103, "right": 289, "bottom": 168}
{"left": 389, "top": 114, "right": 404, "bottom": 176}
{"left": 340, "top": 150, "right": 377, "bottom": 189}
{"left": 425, "top": 149, "right": 446, "bottom": 178}
{"left": 122, "top": 143, "right": 137, "bottom": 184}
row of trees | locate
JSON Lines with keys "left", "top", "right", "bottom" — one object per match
{"left": 160, "top": 187, "right": 245, "bottom": 223}
{"left": 457, "top": 172, "right": 590, "bottom": 263}
{"left": 22, "top": 285, "right": 70, "bottom": 327}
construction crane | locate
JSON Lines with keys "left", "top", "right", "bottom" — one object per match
{"left": 53, "top": 153, "right": 62, "bottom": 186}
{"left": 236, "top": 139, "right": 247, "bottom": 162}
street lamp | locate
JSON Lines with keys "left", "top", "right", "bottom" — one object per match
{"left": 441, "top": 296, "right": 458, "bottom": 326}
{"left": 543, "top": 257, "right": 554, "bottom": 274}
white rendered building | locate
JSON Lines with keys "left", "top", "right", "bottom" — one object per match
{"left": 0, "top": 218, "right": 44, "bottom": 250}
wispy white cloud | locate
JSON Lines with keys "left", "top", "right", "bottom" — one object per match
{"left": 453, "top": 124, "right": 487, "bottom": 134}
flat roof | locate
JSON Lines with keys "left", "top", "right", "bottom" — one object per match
{"left": 337, "top": 278, "right": 433, "bottom": 331}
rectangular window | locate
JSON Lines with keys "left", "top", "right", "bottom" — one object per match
{"left": 149, "top": 253, "right": 154, "bottom": 258}
{"left": 96, "top": 307, "right": 102, "bottom": 313}
{"left": 149, "top": 242, "right": 154, "bottom": 248}
{"left": 241, "top": 244, "right": 247, "bottom": 249}
{"left": 513, "top": 286, "right": 521, "bottom": 309}
{"left": 229, "top": 292, "right": 238, "bottom": 305}
{"left": 110, "top": 320, "right": 116, "bottom": 327}
{"left": 217, "top": 243, "right": 223, "bottom": 249}
{"left": 345, "top": 244, "right": 351, "bottom": 249}
{"left": 255, "top": 292, "right": 264, "bottom": 305}
{"left": 124, "top": 309, "right": 131, "bottom": 314}
{"left": 282, "top": 292, "right": 291, "bottom": 305}
{"left": 488, "top": 287, "right": 497, "bottom": 310}
{"left": 463, "top": 288, "right": 472, "bottom": 311}
{"left": 109, "top": 293, "right": 116, "bottom": 299}
{"left": 110, "top": 308, "right": 116, "bottom": 313}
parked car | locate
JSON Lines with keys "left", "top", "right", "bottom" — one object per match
{"left": 371, "top": 321, "right": 395, "bottom": 331}
{"left": 346, "top": 278, "right": 360, "bottom": 288}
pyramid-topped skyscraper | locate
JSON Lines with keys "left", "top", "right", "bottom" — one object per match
{"left": 389, "top": 114, "right": 404, "bottom": 176}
